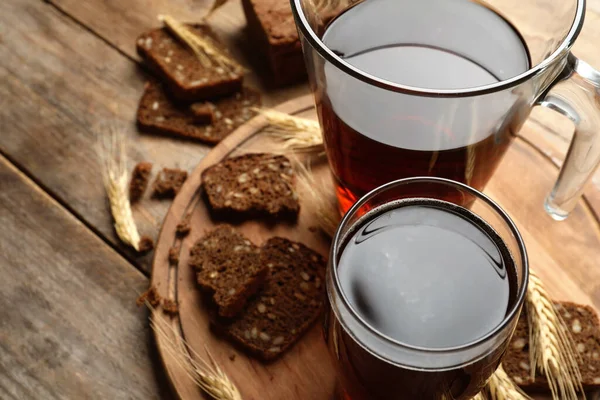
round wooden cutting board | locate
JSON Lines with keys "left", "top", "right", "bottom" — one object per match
{"left": 150, "top": 95, "right": 600, "bottom": 400}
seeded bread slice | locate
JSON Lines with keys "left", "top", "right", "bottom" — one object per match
{"left": 214, "top": 237, "right": 326, "bottom": 361}
{"left": 152, "top": 168, "right": 188, "bottom": 198}
{"left": 241, "top": 0, "right": 305, "bottom": 86}
{"left": 503, "top": 301, "right": 600, "bottom": 391}
{"left": 202, "top": 153, "right": 299, "bottom": 217}
{"left": 129, "top": 162, "right": 152, "bottom": 202}
{"left": 241, "top": 0, "right": 340, "bottom": 86}
{"left": 137, "top": 82, "right": 260, "bottom": 144}
{"left": 189, "top": 225, "right": 268, "bottom": 318}
{"left": 136, "top": 25, "right": 243, "bottom": 102}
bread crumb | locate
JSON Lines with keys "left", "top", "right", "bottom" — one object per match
{"left": 176, "top": 214, "right": 192, "bottom": 236}
{"left": 162, "top": 299, "right": 179, "bottom": 316}
{"left": 189, "top": 103, "right": 214, "bottom": 124}
{"left": 138, "top": 236, "right": 154, "bottom": 254}
{"left": 129, "top": 162, "right": 152, "bottom": 203}
{"left": 137, "top": 286, "right": 161, "bottom": 307}
{"left": 168, "top": 247, "right": 180, "bottom": 265}
{"left": 152, "top": 168, "right": 188, "bottom": 198}
{"left": 229, "top": 354, "right": 236, "bottom": 361}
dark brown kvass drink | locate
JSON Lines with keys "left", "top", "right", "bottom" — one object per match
{"left": 327, "top": 198, "right": 519, "bottom": 399}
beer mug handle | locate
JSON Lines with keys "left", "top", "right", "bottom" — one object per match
{"left": 537, "top": 53, "right": 600, "bottom": 220}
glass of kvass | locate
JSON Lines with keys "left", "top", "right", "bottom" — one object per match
{"left": 325, "top": 177, "right": 528, "bottom": 399}
{"left": 291, "top": 0, "right": 600, "bottom": 219}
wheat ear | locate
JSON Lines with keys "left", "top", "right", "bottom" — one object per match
{"left": 313, "top": 0, "right": 342, "bottom": 11}
{"left": 255, "top": 108, "right": 324, "bottom": 153}
{"left": 313, "top": 0, "right": 360, "bottom": 12}
{"left": 149, "top": 306, "right": 242, "bottom": 400}
{"left": 527, "top": 271, "right": 584, "bottom": 400}
{"left": 292, "top": 156, "right": 340, "bottom": 236}
{"left": 159, "top": 15, "right": 245, "bottom": 74}
{"left": 472, "top": 393, "right": 487, "bottom": 400}
{"left": 98, "top": 125, "right": 141, "bottom": 251}
{"left": 488, "top": 365, "right": 532, "bottom": 400}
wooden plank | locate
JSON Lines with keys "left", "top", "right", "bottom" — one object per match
{"left": 0, "top": 155, "right": 170, "bottom": 399}
{"left": 48, "top": 0, "right": 309, "bottom": 105}
{"left": 0, "top": 0, "right": 223, "bottom": 273}
{"left": 47, "top": 0, "right": 213, "bottom": 61}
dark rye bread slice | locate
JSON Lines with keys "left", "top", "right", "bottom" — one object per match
{"left": 129, "top": 162, "right": 152, "bottom": 202}
{"left": 189, "top": 225, "right": 268, "bottom": 318}
{"left": 503, "top": 301, "right": 600, "bottom": 391}
{"left": 136, "top": 25, "right": 243, "bottom": 102}
{"left": 214, "top": 237, "right": 326, "bottom": 361}
{"left": 242, "top": 0, "right": 305, "bottom": 86}
{"left": 152, "top": 167, "right": 188, "bottom": 198}
{"left": 137, "top": 82, "right": 260, "bottom": 144}
{"left": 241, "top": 0, "right": 341, "bottom": 86}
{"left": 202, "top": 153, "right": 299, "bottom": 217}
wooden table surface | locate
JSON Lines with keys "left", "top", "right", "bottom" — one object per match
{"left": 1, "top": 0, "right": 600, "bottom": 398}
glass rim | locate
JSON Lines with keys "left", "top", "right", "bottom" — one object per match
{"left": 290, "top": 0, "right": 585, "bottom": 98}
{"left": 330, "top": 177, "right": 529, "bottom": 354}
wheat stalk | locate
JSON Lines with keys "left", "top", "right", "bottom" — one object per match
{"left": 255, "top": 108, "right": 324, "bottom": 153}
{"left": 488, "top": 365, "right": 532, "bottom": 400}
{"left": 465, "top": 145, "right": 476, "bottom": 187}
{"left": 314, "top": 0, "right": 342, "bottom": 12}
{"left": 159, "top": 15, "right": 245, "bottom": 74}
{"left": 292, "top": 156, "right": 340, "bottom": 237}
{"left": 98, "top": 125, "right": 141, "bottom": 251}
{"left": 443, "top": 389, "right": 487, "bottom": 399}
{"left": 149, "top": 306, "right": 242, "bottom": 400}
{"left": 313, "top": 0, "right": 360, "bottom": 13}
{"left": 527, "top": 271, "right": 584, "bottom": 400}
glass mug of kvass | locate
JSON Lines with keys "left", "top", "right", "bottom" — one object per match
{"left": 291, "top": 0, "right": 600, "bottom": 217}
{"left": 325, "top": 177, "right": 528, "bottom": 399}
